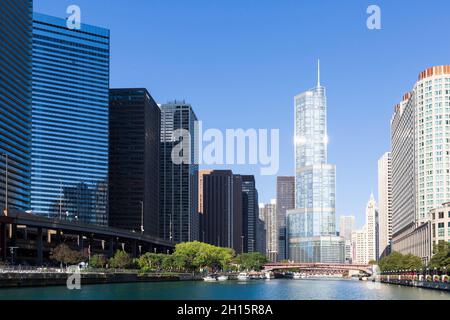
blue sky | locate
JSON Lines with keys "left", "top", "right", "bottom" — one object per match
{"left": 35, "top": 0, "right": 450, "bottom": 228}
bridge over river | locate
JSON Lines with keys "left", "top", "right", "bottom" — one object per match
{"left": 263, "top": 262, "right": 374, "bottom": 276}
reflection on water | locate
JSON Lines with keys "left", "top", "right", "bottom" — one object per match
{"left": 0, "top": 279, "right": 449, "bottom": 300}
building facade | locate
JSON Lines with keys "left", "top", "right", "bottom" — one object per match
{"left": 339, "top": 215, "right": 355, "bottom": 263}
{"left": 31, "top": 13, "right": 110, "bottom": 225}
{"left": 160, "top": 101, "right": 199, "bottom": 243}
{"left": 378, "top": 152, "right": 392, "bottom": 258}
{"left": 0, "top": 0, "right": 33, "bottom": 213}
{"left": 109, "top": 88, "right": 160, "bottom": 236}
{"left": 287, "top": 62, "right": 343, "bottom": 263}
{"left": 199, "top": 170, "right": 243, "bottom": 253}
{"left": 430, "top": 203, "right": 450, "bottom": 247}
{"left": 241, "top": 175, "right": 259, "bottom": 253}
{"left": 351, "top": 228, "right": 367, "bottom": 264}
{"left": 276, "top": 176, "right": 295, "bottom": 261}
{"left": 365, "top": 194, "right": 379, "bottom": 262}
{"left": 391, "top": 66, "right": 450, "bottom": 262}
{"left": 259, "top": 200, "right": 277, "bottom": 262}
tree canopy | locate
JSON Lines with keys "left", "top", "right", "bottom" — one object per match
{"left": 429, "top": 242, "right": 450, "bottom": 269}
{"left": 51, "top": 244, "right": 86, "bottom": 266}
{"left": 378, "top": 251, "right": 423, "bottom": 272}
{"left": 235, "top": 252, "right": 268, "bottom": 271}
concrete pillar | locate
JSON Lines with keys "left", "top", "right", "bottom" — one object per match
{"left": 78, "top": 234, "right": 84, "bottom": 251}
{"left": 10, "top": 224, "right": 17, "bottom": 247}
{"left": 0, "top": 223, "right": 6, "bottom": 262}
{"left": 56, "top": 229, "right": 62, "bottom": 244}
{"left": 37, "top": 227, "right": 43, "bottom": 266}
{"left": 131, "top": 240, "right": 137, "bottom": 258}
{"left": 108, "top": 237, "right": 114, "bottom": 257}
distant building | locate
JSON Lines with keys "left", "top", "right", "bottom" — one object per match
{"left": 31, "top": 13, "right": 109, "bottom": 225}
{"left": 259, "top": 200, "right": 277, "bottom": 262}
{"left": 160, "top": 101, "right": 199, "bottom": 242}
{"left": 365, "top": 194, "right": 379, "bottom": 262}
{"left": 352, "top": 229, "right": 367, "bottom": 264}
{"left": 109, "top": 88, "right": 160, "bottom": 236}
{"left": 339, "top": 216, "right": 355, "bottom": 263}
{"left": 199, "top": 170, "right": 243, "bottom": 253}
{"left": 0, "top": 0, "right": 33, "bottom": 213}
{"left": 241, "top": 175, "right": 258, "bottom": 253}
{"left": 378, "top": 152, "right": 392, "bottom": 258}
{"left": 276, "top": 176, "right": 295, "bottom": 261}
{"left": 256, "top": 218, "right": 266, "bottom": 255}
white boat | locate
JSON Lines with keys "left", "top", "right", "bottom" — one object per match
{"left": 217, "top": 275, "right": 228, "bottom": 281}
{"left": 264, "top": 272, "right": 274, "bottom": 279}
{"left": 237, "top": 272, "right": 250, "bottom": 281}
{"left": 293, "top": 272, "right": 302, "bottom": 279}
{"left": 203, "top": 275, "right": 217, "bottom": 282}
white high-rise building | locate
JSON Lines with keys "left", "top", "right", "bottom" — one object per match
{"left": 365, "top": 194, "right": 379, "bottom": 262}
{"left": 390, "top": 66, "right": 450, "bottom": 263}
{"left": 351, "top": 228, "right": 367, "bottom": 264}
{"left": 377, "top": 152, "right": 392, "bottom": 258}
{"left": 259, "top": 200, "right": 278, "bottom": 262}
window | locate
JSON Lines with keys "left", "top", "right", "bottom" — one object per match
{"left": 438, "top": 223, "right": 445, "bottom": 237}
{"left": 439, "top": 212, "right": 444, "bottom": 219}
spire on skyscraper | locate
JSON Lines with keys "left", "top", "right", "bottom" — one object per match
{"left": 317, "top": 59, "right": 321, "bottom": 87}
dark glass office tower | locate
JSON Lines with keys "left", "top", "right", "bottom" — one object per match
{"left": 160, "top": 101, "right": 199, "bottom": 242}
{"left": 31, "top": 13, "right": 110, "bottom": 225}
{"left": 0, "top": 0, "right": 33, "bottom": 213}
{"left": 200, "top": 170, "right": 243, "bottom": 253}
{"left": 109, "top": 89, "right": 160, "bottom": 236}
{"left": 241, "top": 175, "right": 258, "bottom": 253}
{"left": 276, "top": 176, "right": 295, "bottom": 261}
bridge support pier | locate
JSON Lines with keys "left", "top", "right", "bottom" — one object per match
{"left": 36, "top": 227, "right": 43, "bottom": 266}
{"left": 131, "top": 240, "right": 137, "bottom": 258}
{"left": 0, "top": 222, "right": 6, "bottom": 262}
{"left": 108, "top": 237, "right": 114, "bottom": 257}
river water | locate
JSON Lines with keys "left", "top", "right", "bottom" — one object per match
{"left": 0, "top": 279, "right": 449, "bottom": 300}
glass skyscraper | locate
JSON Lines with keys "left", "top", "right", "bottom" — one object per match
{"left": 287, "top": 62, "right": 344, "bottom": 263}
{"left": 31, "top": 13, "right": 110, "bottom": 225}
{"left": 0, "top": 0, "right": 33, "bottom": 213}
{"left": 160, "top": 101, "right": 199, "bottom": 242}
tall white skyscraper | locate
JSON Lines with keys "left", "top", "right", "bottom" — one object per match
{"left": 287, "top": 61, "right": 344, "bottom": 263}
{"left": 365, "top": 194, "right": 379, "bottom": 262}
{"left": 351, "top": 228, "right": 367, "bottom": 264}
{"left": 390, "top": 66, "right": 450, "bottom": 263}
{"left": 377, "top": 152, "right": 392, "bottom": 258}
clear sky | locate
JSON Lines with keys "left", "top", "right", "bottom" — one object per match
{"left": 34, "top": 0, "right": 450, "bottom": 228}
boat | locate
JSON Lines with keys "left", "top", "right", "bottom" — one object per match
{"left": 237, "top": 272, "right": 250, "bottom": 281}
{"left": 217, "top": 275, "right": 228, "bottom": 281}
{"left": 293, "top": 272, "right": 302, "bottom": 279}
{"left": 203, "top": 275, "right": 217, "bottom": 282}
{"left": 264, "top": 272, "right": 274, "bottom": 279}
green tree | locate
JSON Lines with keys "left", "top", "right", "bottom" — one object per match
{"left": 135, "top": 253, "right": 165, "bottom": 272}
{"left": 378, "top": 251, "right": 423, "bottom": 272}
{"left": 429, "top": 242, "right": 450, "bottom": 269}
{"left": 109, "top": 250, "right": 134, "bottom": 269}
{"left": 51, "top": 244, "right": 85, "bottom": 267}
{"left": 235, "top": 252, "right": 268, "bottom": 271}
{"left": 89, "top": 254, "right": 107, "bottom": 269}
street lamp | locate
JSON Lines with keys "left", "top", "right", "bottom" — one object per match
{"left": 140, "top": 201, "right": 144, "bottom": 234}
{"left": 2, "top": 153, "right": 8, "bottom": 216}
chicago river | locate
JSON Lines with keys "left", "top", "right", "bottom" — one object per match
{"left": 0, "top": 279, "right": 449, "bottom": 300}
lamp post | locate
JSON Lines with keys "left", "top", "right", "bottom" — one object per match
{"left": 2, "top": 154, "right": 8, "bottom": 216}
{"left": 140, "top": 201, "right": 144, "bottom": 234}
